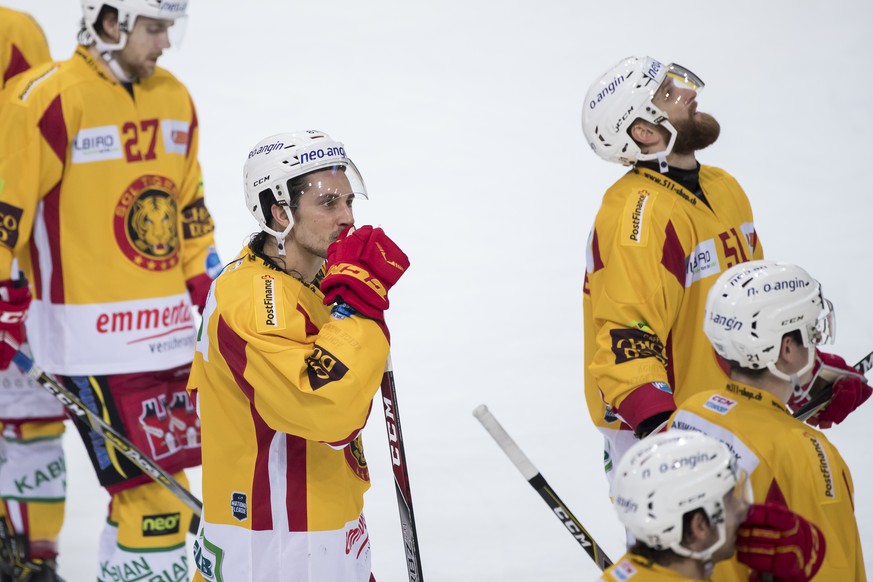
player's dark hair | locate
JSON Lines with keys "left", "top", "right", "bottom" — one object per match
{"left": 628, "top": 509, "right": 708, "bottom": 567}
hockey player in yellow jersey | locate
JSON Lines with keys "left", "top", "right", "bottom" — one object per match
{"left": 600, "top": 431, "right": 754, "bottom": 581}
{"left": 580, "top": 56, "right": 766, "bottom": 483}
{"left": 0, "top": 8, "right": 67, "bottom": 582}
{"left": 670, "top": 260, "right": 866, "bottom": 580}
{"left": 187, "top": 130, "right": 409, "bottom": 582}
{"left": 0, "top": 1, "right": 219, "bottom": 579}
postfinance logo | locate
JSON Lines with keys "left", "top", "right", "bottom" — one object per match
{"left": 255, "top": 274, "right": 285, "bottom": 332}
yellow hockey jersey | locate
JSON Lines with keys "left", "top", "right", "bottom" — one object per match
{"left": 584, "top": 166, "right": 763, "bottom": 430}
{"left": 0, "top": 7, "right": 51, "bottom": 88}
{"left": 670, "top": 382, "right": 866, "bottom": 581}
{"left": 599, "top": 553, "right": 706, "bottom": 581}
{"left": 187, "top": 249, "right": 388, "bottom": 544}
{"left": 0, "top": 46, "right": 217, "bottom": 375}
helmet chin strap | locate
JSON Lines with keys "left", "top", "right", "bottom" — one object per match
{"left": 104, "top": 52, "right": 135, "bottom": 82}
{"left": 766, "top": 347, "right": 817, "bottom": 395}
{"left": 93, "top": 32, "right": 135, "bottom": 83}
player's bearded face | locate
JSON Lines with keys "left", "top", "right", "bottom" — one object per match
{"left": 671, "top": 112, "right": 721, "bottom": 155}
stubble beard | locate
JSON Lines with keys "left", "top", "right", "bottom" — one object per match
{"left": 671, "top": 112, "right": 721, "bottom": 155}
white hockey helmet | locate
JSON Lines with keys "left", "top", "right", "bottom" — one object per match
{"left": 80, "top": 0, "right": 188, "bottom": 51}
{"left": 244, "top": 130, "right": 367, "bottom": 243}
{"left": 612, "top": 430, "right": 749, "bottom": 560}
{"left": 704, "top": 260, "right": 834, "bottom": 382}
{"left": 581, "top": 56, "right": 704, "bottom": 167}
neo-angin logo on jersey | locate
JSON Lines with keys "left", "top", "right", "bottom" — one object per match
{"left": 610, "top": 329, "right": 668, "bottom": 366}
{"left": 0, "top": 201, "right": 23, "bottom": 248}
{"left": 114, "top": 175, "right": 180, "bottom": 271}
{"left": 305, "top": 345, "right": 349, "bottom": 390}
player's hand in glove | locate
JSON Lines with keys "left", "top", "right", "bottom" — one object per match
{"left": 736, "top": 503, "right": 825, "bottom": 582}
{"left": 321, "top": 225, "right": 409, "bottom": 329}
{"left": 612, "top": 381, "right": 676, "bottom": 439}
{"left": 0, "top": 279, "right": 31, "bottom": 371}
{"left": 790, "top": 351, "right": 871, "bottom": 428}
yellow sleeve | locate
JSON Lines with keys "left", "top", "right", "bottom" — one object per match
{"left": 586, "top": 187, "right": 683, "bottom": 411}
{"left": 176, "top": 95, "right": 218, "bottom": 281}
{"left": 195, "top": 262, "right": 388, "bottom": 444}
{"left": 0, "top": 68, "right": 62, "bottom": 278}
{"left": 1, "top": 9, "right": 51, "bottom": 86}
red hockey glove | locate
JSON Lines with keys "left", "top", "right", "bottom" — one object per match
{"left": 186, "top": 273, "right": 213, "bottom": 312}
{"left": 736, "top": 503, "right": 825, "bottom": 582}
{"left": 791, "top": 351, "right": 871, "bottom": 428}
{"left": 613, "top": 382, "right": 676, "bottom": 438}
{"left": 321, "top": 226, "right": 409, "bottom": 321}
{"left": 0, "top": 280, "right": 31, "bottom": 371}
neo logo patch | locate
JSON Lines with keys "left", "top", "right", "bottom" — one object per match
{"left": 141, "top": 512, "right": 181, "bottom": 536}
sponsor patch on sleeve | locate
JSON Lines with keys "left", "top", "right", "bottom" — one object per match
{"left": 254, "top": 274, "right": 284, "bottom": 332}
{"left": 305, "top": 344, "right": 349, "bottom": 390}
{"left": 0, "top": 201, "right": 24, "bottom": 248}
{"left": 161, "top": 119, "right": 190, "bottom": 155}
{"left": 610, "top": 328, "right": 667, "bottom": 365}
{"left": 703, "top": 394, "right": 737, "bottom": 415}
{"left": 182, "top": 198, "right": 215, "bottom": 239}
{"left": 620, "top": 190, "right": 656, "bottom": 246}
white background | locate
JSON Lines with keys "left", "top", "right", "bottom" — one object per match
{"left": 4, "top": 0, "right": 873, "bottom": 579}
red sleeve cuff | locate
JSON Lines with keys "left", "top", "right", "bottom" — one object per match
{"left": 615, "top": 382, "right": 676, "bottom": 432}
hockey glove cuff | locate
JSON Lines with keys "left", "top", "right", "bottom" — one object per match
{"left": 0, "top": 279, "right": 31, "bottom": 371}
{"left": 613, "top": 382, "right": 676, "bottom": 438}
{"left": 737, "top": 503, "right": 825, "bottom": 582}
{"left": 791, "top": 350, "right": 871, "bottom": 428}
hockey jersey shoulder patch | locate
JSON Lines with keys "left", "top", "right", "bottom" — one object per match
{"left": 703, "top": 394, "right": 737, "bottom": 415}
{"left": 620, "top": 189, "right": 657, "bottom": 247}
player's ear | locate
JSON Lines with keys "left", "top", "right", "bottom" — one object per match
{"left": 629, "top": 120, "right": 660, "bottom": 148}
{"left": 99, "top": 10, "right": 121, "bottom": 44}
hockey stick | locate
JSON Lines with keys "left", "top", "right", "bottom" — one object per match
{"left": 7, "top": 346, "right": 202, "bottom": 535}
{"left": 473, "top": 405, "right": 613, "bottom": 571}
{"left": 380, "top": 354, "right": 424, "bottom": 582}
{"left": 792, "top": 349, "right": 873, "bottom": 422}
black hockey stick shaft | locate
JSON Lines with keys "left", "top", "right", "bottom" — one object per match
{"left": 473, "top": 405, "right": 613, "bottom": 571}
{"left": 9, "top": 347, "right": 202, "bottom": 534}
{"left": 793, "top": 349, "right": 873, "bottom": 422}
{"left": 380, "top": 354, "right": 424, "bottom": 582}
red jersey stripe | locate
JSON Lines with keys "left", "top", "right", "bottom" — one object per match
{"left": 217, "top": 315, "right": 274, "bottom": 531}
